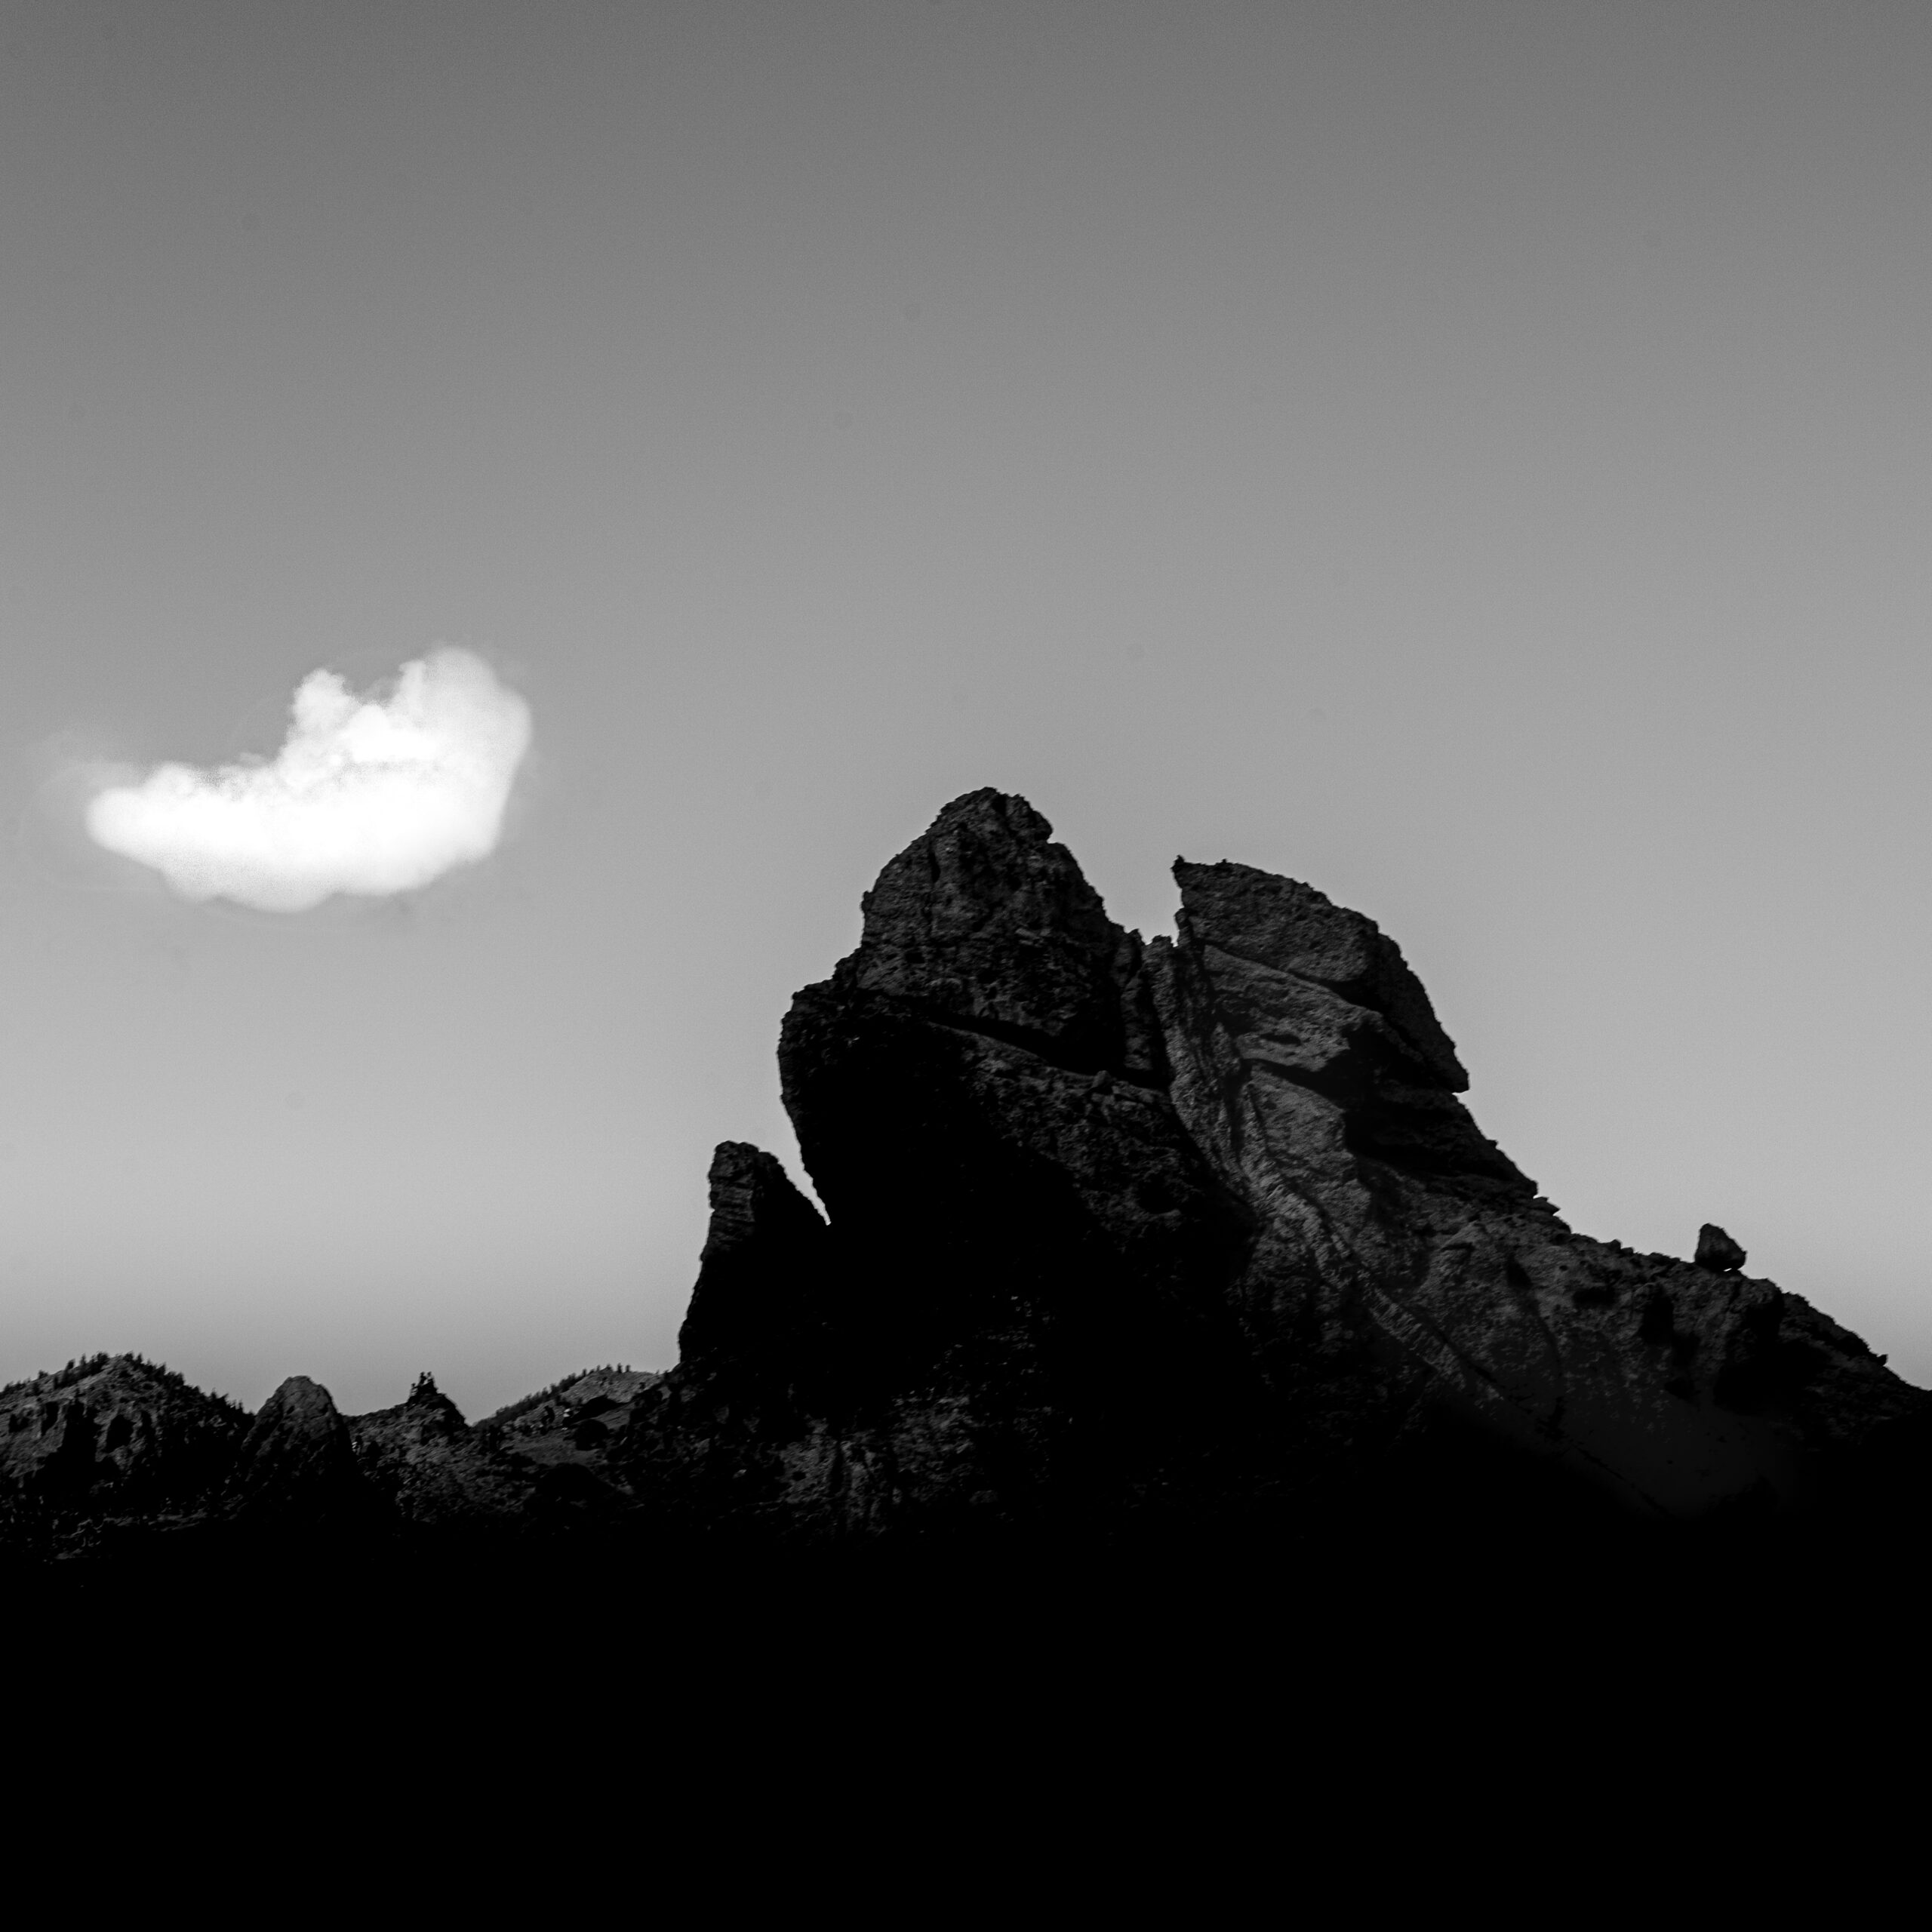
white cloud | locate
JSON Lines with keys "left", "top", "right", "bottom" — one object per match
{"left": 85, "top": 648, "right": 532, "bottom": 912}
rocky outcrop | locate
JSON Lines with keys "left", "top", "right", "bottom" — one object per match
{"left": 230, "top": 1364, "right": 669, "bottom": 1534}
{"left": 464, "top": 1364, "right": 662, "bottom": 1523}
{"left": 5, "top": 789, "right": 1924, "bottom": 1571}
{"left": 1150, "top": 848, "right": 1918, "bottom": 1521}
{"left": 623, "top": 792, "right": 1264, "bottom": 1540}
{"left": 1697, "top": 1223, "right": 1748, "bottom": 1274}
{"left": 345, "top": 1372, "right": 530, "bottom": 1529}
{"left": 0, "top": 1355, "right": 249, "bottom": 1513}
{"left": 623, "top": 788, "right": 1927, "bottom": 1542}
{"left": 0, "top": 1354, "right": 665, "bottom": 1561}
{"left": 675, "top": 1143, "right": 837, "bottom": 1392}
{"left": 224, "top": 1376, "right": 383, "bottom": 1530}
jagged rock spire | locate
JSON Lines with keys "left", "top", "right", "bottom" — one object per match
{"left": 635, "top": 789, "right": 1922, "bottom": 1535}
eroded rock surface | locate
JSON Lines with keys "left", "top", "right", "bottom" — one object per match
{"left": 623, "top": 788, "right": 1926, "bottom": 1540}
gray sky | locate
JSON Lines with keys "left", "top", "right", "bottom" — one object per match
{"left": 5, "top": 1, "right": 1930, "bottom": 1416}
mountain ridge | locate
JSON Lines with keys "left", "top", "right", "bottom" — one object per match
{"left": 5, "top": 788, "right": 1924, "bottom": 1573}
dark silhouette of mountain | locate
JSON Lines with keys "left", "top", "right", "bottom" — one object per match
{"left": 0, "top": 1354, "right": 250, "bottom": 1558}
{"left": 224, "top": 1374, "right": 385, "bottom": 1533}
{"left": 619, "top": 789, "right": 1926, "bottom": 1549}
{"left": 4, "top": 790, "right": 1926, "bottom": 1589}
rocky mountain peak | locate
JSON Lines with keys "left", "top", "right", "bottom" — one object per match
{"left": 677, "top": 1140, "right": 831, "bottom": 1378}
{"left": 6, "top": 789, "right": 1924, "bottom": 1573}
{"left": 395, "top": 1371, "right": 466, "bottom": 1435}
{"left": 835, "top": 787, "right": 1156, "bottom": 1078}
{"left": 1173, "top": 859, "right": 1466, "bottom": 1090}
{"left": 226, "top": 1374, "right": 373, "bottom": 1525}
{"left": 651, "top": 791, "right": 1924, "bottom": 1537}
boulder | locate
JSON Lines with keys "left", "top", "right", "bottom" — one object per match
{"left": 1697, "top": 1223, "right": 1749, "bottom": 1273}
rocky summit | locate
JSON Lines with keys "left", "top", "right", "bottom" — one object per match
{"left": 623, "top": 789, "right": 1926, "bottom": 1546}
{"left": 5, "top": 789, "right": 1927, "bottom": 1580}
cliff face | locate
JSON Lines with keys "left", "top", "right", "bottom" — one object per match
{"left": 1155, "top": 848, "right": 1917, "bottom": 1518}
{"left": 625, "top": 789, "right": 1924, "bottom": 1539}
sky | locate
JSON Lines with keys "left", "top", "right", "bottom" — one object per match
{"left": 3, "top": 0, "right": 1930, "bottom": 1417}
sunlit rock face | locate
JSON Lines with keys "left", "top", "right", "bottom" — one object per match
{"left": 629, "top": 788, "right": 1924, "bottom": 1539}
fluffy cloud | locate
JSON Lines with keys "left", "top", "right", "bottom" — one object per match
{"left": 85, "top": 648, "right": 532, "bottom": 912}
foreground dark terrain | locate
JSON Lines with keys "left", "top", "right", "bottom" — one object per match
{"left": 8, "top": 790, "right": 1929, "bottom": 1619}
